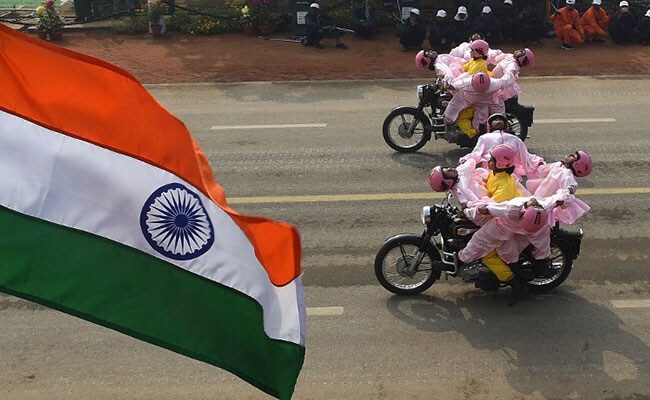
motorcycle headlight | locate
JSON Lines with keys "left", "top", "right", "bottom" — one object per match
{"left": 421, "top": 206, "right": 432, "bottom": 225}
{"left": 417, "top": 85, "right": 425, "bottom": 101}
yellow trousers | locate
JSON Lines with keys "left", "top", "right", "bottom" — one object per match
{"left": 457, "top": 108, "right": 477, "bottom": 138}
{"left": 482, "top": 250, "right": 514, "bottom": 282}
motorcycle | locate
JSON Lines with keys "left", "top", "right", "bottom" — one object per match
{"left": 374, "top": 195, "right": 583, "bottom": 296}
{"left": 382, "top": 79, "right": 535, "bottom": 153}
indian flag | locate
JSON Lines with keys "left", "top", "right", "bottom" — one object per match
{"left": 0, "top": 24, "right": 305, "bottom": 399}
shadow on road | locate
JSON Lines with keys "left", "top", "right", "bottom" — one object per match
{"left": 386, "top": 289, "right": 650, "bottom": 399}
{"left": 389, "top": 148, "right": 468, "bottom": 171}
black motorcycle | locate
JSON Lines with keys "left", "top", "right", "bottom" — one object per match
{"left": 382, "top": 79, "right": 535, "bottom": 153}
{"left": 374, "top": 196, "right": 583, "bottom": 296}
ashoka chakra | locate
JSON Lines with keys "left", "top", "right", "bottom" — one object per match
{"left": 140, "top": 183, "right": 214, "bottom": 260}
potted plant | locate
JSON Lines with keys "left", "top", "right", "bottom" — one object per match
{"left": 239, "top": 0, "right": 273, "bottom": 36}
{"left": 35, "top": 0, "right": 64, "bottom": 40}
{"left": 147, "top": 0, "right": 166, "bottom": 37}
{"left": 255, "top": 0, "right": 273, "bottom": 36}
{"left": 239, "top": 4, "right": 258, "bottom": 36}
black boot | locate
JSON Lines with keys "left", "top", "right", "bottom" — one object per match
{"left": 444, "top": 125, "right": 463, "bottom": 143}
{"left": 507, "top": 276, "right": 530, "bottom": 307}
{"left": 475, "top": 266, "right": 500, "bottom": 292}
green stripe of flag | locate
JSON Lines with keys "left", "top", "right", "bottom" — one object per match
{"left": 0, "top": 206, "right": 304, "bottom": 400}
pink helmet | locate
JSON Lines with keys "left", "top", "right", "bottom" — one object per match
{"left": 415, "top": 50, "right": 431, "bottom": 70}
{"left": 571, "top": 150, "right": 593, "bottom": 177}
{"left": 469, "top": 39, "right": 489, "bottom": 56}
{"left": 515, "top": 48, "right": 535, "bottom": 68}
{"left": 428, "top": 166, "right": 456, "bottom": 192}
{"left": 520, "top": 205, "right": 548, "bottom": 233}
{"left": 490, "top": 144, "right": 516, "bottom": 169}
{"left": 471, "top": 72, "right": 490, "bottom": 92}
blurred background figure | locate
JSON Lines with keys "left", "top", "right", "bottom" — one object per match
{"left": 581, "top": 0, "right": 611, "bottom": 43}
{"left": 639, "top": 9, "right": 650, "bottom": 45}
{"left": 351, "top": 0, "right": 377, "bottom": 39}
{"left": 474, "top": 5, "right": 504, "bottom": 45}
{"left": 517, "top": 2, "right": 545, "bottom": 44}
{"left": 399, "top": 8, "right": 426, "bottom": 51}
{"left": 550, "top": 0, "right": 584, "bottom": 50}
{"left": 429, "top": 9, "right": 453, "bottom": 52}
{"left": 451, "top": 5, "right": 470, "bottom": 47}
{"left": 609, "top": 1, "right": 638, "bottom": 45}
{"left": 500, "top": 0, "right": 519, "bottom": 42}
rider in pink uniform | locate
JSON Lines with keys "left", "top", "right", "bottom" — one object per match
{"left": 443, "top": 73, "right": 515, "bottom": 139}
{"left": 526, "top": 151, "right": 593, "bottom": 225}
{"left": 459, "top": 113, "right": 544, "bottom": 179}
{"left": 488, "top": 48, "right": 535, "bottom": 115}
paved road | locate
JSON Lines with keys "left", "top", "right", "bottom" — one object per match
{"left": 1, "top": 77, "right": 650, "bottom": 400}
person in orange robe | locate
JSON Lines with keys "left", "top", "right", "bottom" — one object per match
{"left": 550, "top": 0, "right": 584, "bottom": 50}
{"left": 581, "top": 0, "right": 612, "bottom": 43}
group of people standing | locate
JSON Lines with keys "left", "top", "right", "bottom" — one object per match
{"left": 552, "top": 0, "right": 650, "bottom": 50}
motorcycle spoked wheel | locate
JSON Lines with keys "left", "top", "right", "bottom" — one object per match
{"left": 382, "top": 107, "right": 430, "bottom": 153}
{"left": 506, "top": 113, "right": 528, "bottom": 142}
{"left": 526, "top": 242, "right": 573, "bottom": 292}
{"left": 374, "top": 235, "right": 441, "bottom": 295}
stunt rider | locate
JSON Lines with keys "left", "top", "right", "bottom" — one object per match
{"left": 526, "top": 150, "right": 593, "bottom": 226}
{"left": 460, "top": 113, "right": 544, "bottom": 179}
{"left": 428, "top": 162, "right": 488, "bottom": 211}
{"left": 488, "top": 48, "right": 535, "bottom": 116}
{"left": 457, "top": 144, "right": 532, "bottom": 305}
{"left": 472, "top": 150, "right": 594, "bottom": 282}
{"left": 450, "top": 33, "right": 503, "bottom": 62}
{"left": 461, "top": 39, "right": 490, "bottom": 75}
{"left": 443, "top": 72, "right": 512, "bottom": 143}
{"left": 451, "top": 39, "right": 492, "bottom": 140}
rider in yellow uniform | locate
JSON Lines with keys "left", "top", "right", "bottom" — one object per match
{"left": 456, "top": 39, "right": 491, "bottom": 138}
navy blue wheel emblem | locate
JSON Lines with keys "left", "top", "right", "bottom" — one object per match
{"left": 140, "top": 183, "right": 214, "bottom": 260}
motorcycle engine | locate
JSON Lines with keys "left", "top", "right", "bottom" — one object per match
{"left": 448, "top": 218, "right": 480, "bottom": 240}
{"left": 459, "top": 261, "right": 483, "bottom": 282}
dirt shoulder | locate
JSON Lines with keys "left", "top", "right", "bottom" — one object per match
{"left": 53, "top": 29, "right": 650, "bottom": 84}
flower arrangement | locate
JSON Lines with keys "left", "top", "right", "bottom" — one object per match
{"left": 239, "top": 0, "right": 271, "bottom": 26}
{"left": 35, "top": 0, "right": 63, "bottom": 34}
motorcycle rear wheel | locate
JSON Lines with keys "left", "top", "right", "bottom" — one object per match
{"left": 526, "top": 242, "right": 573, "bottom": 292}
{"left": 382, "top": 107, "right": 431, "bottom": 153}
{"left": 506, "top": 113, "right": 528, "bottom": 142}
{"left": 374, "top": 235, "right": 441, "bottom": 295}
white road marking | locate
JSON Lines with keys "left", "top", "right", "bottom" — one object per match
{"left": 306, "top": 306, "right": 344, "bottom": 316}
{"left": 535, "top": 118, "right": 616, "bottom": 124}
{"left": 611, "top": 300, "right": 650, "bottom": 308}
{"left": 210, "top": 123, "right": 327, "bottom": 130}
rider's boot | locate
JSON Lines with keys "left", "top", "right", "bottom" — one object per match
{"left": 445, "top": 124, "right": 467, "bottom": 144}
{"left": 507, "top": 275, "right": 530, "bottom": 307}
{"left": 475, "top": 266, "right": 500, "bottom": 292}
{"left": 445, "top": 125, "right": 463, "bottom": 143}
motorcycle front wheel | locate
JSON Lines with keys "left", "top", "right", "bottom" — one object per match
{"left": 506, "top": 113, "right": 528, "bottom": 142}
{"left": 374, "top": 234, "right": 441, "bottom": 295}
{"left": 382, "top": 107, "right": 431, "bottom": 153}
{"left": 526, "top": 241, "right": 573, "bottom": 292}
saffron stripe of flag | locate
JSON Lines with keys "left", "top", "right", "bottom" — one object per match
{"left": 0, "top": 24, "right": 305, "bottom": 400}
